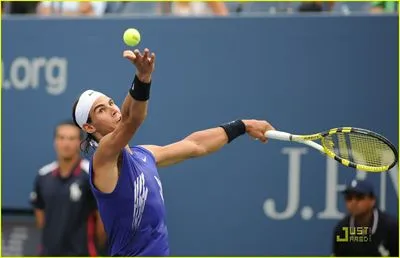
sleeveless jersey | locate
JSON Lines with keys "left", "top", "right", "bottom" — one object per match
{"left": 89, "top": 146, "right": 169, "bottom": 256}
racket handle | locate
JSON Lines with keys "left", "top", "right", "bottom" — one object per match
{"left": 265, "top": 130, "right": 292, "bottom": 141}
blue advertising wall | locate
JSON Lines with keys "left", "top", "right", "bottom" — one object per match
{"left": 2, "top": 15, "right": 398, "bottom": 255}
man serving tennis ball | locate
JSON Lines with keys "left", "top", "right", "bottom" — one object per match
{"left": 72, "top": 28, "right": 275, "bottom": 256}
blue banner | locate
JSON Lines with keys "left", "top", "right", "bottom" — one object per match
{"left": 2, "top": 15, "right": 398, "bottom": 255}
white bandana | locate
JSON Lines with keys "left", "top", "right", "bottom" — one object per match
{"left": 75, "top": 90, "right": 106, "bottom": 129}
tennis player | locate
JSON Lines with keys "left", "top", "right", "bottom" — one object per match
{"left": 72, "top": 48, "right": 275, "bottom": 256}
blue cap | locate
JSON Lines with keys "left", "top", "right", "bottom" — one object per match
{"left": 342, "top": 179, "right": 375, "bottom": 196}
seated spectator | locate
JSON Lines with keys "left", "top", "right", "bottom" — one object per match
{"left": 298, "top": 1, "right": 335, "bottom": 12}
{"left": 7, "top": 1, "right": 38, "bottom": 14}
{"left": 37, "top": 1, "right": 106, "bottom": 16}
{"left": 370, "top": 1, "right": 398, "bottom": 13}
{"left": 169, "top": 1, "right": 228, "bottom": 16}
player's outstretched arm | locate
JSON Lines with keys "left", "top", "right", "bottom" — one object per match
{"left": 95, "top": 49, "right": 155, "bottom": 162}
{"left": 142, "top": 119, "right": 275, "bottom": 167}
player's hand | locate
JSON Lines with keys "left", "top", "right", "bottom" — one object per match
{"left": 123, "top": 48, "right": 155, "bottom": 83}
{"left": 243, "top": 119, "right": 275, "bottom": 143}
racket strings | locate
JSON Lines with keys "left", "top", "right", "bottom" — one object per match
{"left": 323, "top": 132, "right": 396, "bottom": 167}
{"left": 336, "top": 133, "right": 350, "bottom": 160}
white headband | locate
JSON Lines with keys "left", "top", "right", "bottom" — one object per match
{"left": 75, "top": 90, "right": 106, "bottom": 129}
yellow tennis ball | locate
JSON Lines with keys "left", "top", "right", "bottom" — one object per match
{"left": 123, "top": 28, "right": 141, "bottom": 47}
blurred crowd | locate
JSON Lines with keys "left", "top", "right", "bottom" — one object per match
{"left": 1, "top": 1, "right": 398, "bottom": 17}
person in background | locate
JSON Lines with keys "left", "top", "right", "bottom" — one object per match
{"left": 5, "top": 1, "right": 38, "bottom": 14}
{"left": 332, "top": 179, "right": 398, "bottom": 257}
{"left": 30, "top": 120, "right": 106, "bottom": 256}
{"left": 370, "top": 1, "right": 398, "bottom": 13}
{"left": 161, "top": 1, "right": 228, "bottom": 16}
{"left": 37, "top": 1, "right": 106, "bottom": 16}
{"left": 298, "top": 1, "right": 335, "bottom": 12}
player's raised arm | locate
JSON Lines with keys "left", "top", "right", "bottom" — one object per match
{"left": 97, "top": 49, "right": 155, "bottom": 159}
{"left": 142, "top": 119, "right": 275, "bottom": 167}
{"left": 73, "top": 48, "right": 155, "bottom": 164}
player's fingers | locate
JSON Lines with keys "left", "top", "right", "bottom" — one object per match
{"left": 265, "top": 121, "right": 276, "bottom": 131}
{"left": 143, "top": 48, "right": 150, "bottom": 60}
{"left": 123, "top": 50, "right": 134, "bottom": 57}
{"left": 149, "top": 52, "right": 156, "bottom": 64}
{"left": 267, "top": 125, "right": 276, "bottom": 131}
{"left": 259, "top": 135, "right": 268, "bottom": 143}
{"left": 133, "top": 49, "right": 141, "bottom": 60}
{"left": 253, "top": 136, "right": 267, "bottom": 143}
{"left": 123, "top": 50, "right": 136, "bottom": 62}
{"left": 258, "top": 131, "right": 268, "bottom": 142}
{"left": 266, "top": 128, "right": 275, "bottom": 136}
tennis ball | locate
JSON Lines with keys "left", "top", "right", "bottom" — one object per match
{"left": 123, "top": 28, "right": 141, "bottom": 47}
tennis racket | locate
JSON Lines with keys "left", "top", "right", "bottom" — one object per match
{"left": 264, "top": 127, "right": 398, "bottom": 172}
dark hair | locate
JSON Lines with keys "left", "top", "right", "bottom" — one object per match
{"left": 54, "top": 120, "right": 83, "bottom": 140}
{"left": 72, "top": 99, "right": 98, "bottom": 154}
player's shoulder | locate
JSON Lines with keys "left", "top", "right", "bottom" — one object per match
{"left": 135, "top": 145, "right": 157, "bottom": 163}
{"left": 37, "top": 161, "right": 58, "bottom": 176}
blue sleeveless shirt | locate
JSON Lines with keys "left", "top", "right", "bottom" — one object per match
{"left": 89, "top": 146, "right": 169, "bottom": 256}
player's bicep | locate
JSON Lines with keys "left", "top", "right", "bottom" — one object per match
{"left": 142, "top": 140, "right": 202, "bottom": 168}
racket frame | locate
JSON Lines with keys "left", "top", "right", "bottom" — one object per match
{"left": 265, "top": 127, "right": 398, "bottom": 172}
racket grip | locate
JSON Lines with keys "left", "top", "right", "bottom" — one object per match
{"left": 264, "top": 130, "right": 292, "bottom": 141}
